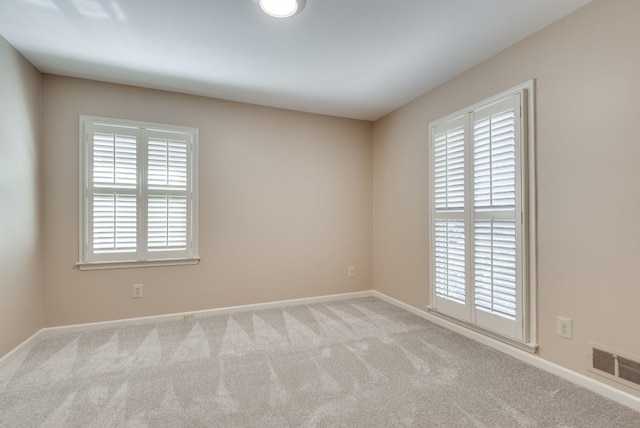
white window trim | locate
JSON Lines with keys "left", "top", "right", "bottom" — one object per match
{"left": 427, "top": 80, "right": 537, "bottom": 351}
{"left": 76, "top": 258, "right": 200, "bottom": 271}
{"left": 78, "top": 116, "right": 200, "bottom": 270}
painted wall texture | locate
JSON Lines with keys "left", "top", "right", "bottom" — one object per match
{"left": 0, "top": 35, "right": 44, "bottom": 357}
{"left": 42, "top": 76, "right": 373, "bottom": 326}
{"left": 373, "top": 0, "right": 640, "bottom": 396}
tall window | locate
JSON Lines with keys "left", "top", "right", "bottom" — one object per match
{"left": 79, "top": 116, "right": 199, "bottom": 267}
{"left": 429, "top": 82, "right": 535, "bottom": 344}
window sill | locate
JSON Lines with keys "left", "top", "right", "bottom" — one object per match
{"left": 76, "top": 257, "right": 200, "bottom": 271}
{"left": 427, "top": 306, "right": 539, "bottom": 354}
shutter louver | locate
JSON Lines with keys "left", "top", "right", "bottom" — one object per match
{"left": 92, "top": 132, "right": 137, "bottom": 188}
{"left": 434, "top": 219, "right": 466, "bottom": 303}
{"left": 148, "top": 137, "right": 188, "bottom": 190}
{"left": 148, "top": 195, "right": 187, "bottom": 251}
{"left": 474, "top": 110, "right": 516, "bottom": 211}
{"left": 434, "top": 126, "right": 465, "bottom": 210}
{"left": 92, "top": 193, "right": 137, "bottom": 253}
{"left": 474, "top": 219, "right": 517, "bottom": 319}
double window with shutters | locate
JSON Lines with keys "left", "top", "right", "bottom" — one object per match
{"left": 429, "top": 82, "right": 536, "bottom": 345}
{"left": 79, "top": 117, "right": 199, "bottom": 268}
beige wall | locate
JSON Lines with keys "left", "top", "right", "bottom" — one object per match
{"left": 0, "top": 36, "right": 44, "bottom": 357}
{"left": 373, "top": 0, "right": 640, "bottom": 396}
{"left": 42, "top": 75, "right": 372, "bottom": 326}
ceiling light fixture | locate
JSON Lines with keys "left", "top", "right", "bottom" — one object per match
{"left": 259, "top": 0, "right": 305, "bottom": 18}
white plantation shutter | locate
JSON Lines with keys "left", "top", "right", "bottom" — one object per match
{"left": 81, "top": 117, "right": 198, "bottom": 265}
{"left": 430, "top": 88, "right": 530, "bottom": 343}
{"left": 432, "top": 116, "right": 470, "bottom": 321}
{"left": 473, "top": 98, "right": 520, "bottom": 326}
{"left": 146, "top": 130, "right": 191, "bottom": 257}
{"left": 86, "top": 124, "right": 140, "bottom": 261}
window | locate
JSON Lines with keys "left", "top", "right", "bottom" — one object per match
{"left": 79, "top": 116, "right": 199, "bottom": 268}
{"left": 429, "top": 82, "right": 536, "bottom": 346}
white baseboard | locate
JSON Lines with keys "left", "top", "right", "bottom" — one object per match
{"left": 41, "top": 290, "right": 375, "bottom": 335}
{"left": 0, "top": 329, "right": 45, "bottom": 370}
{"left": 373, "top": 290, "right": 640, "bottom": 413}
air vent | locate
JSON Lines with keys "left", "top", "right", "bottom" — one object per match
{"left": 590, "top": 345, "right": 640, "bottom": 390}
{"left": 593, "top": 348, "right": 615, "bottom": 376}
{"left": 619, "top": 357, "right": 640, "bottom": 386}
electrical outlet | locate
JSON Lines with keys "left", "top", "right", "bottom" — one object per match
{"left": 557, "top": 316, "right": 572, "bottom": 339}
{"left": 348, "top": 267, "right": 355, "bottom": 278}
{"left": 132, "top": 284, "right": 143, "bottom": 299}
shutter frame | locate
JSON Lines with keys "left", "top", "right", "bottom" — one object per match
{"left": 80, "top": 116, "right": 199, "bottom": 265}
{"left": 429, "top": 82, "right": 534, "bottom": 344}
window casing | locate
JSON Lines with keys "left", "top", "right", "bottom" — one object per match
{"left": 79, "top": 116, "right": 199, "bottom": 267}
{"left": 429, "top": 82, "right": 536, "bottom": 347}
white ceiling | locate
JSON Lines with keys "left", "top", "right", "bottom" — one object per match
{"left": 0, "top": 0, "right": 592, "bottom": 120}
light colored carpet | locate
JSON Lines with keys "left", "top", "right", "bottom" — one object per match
{"left": 1, "top": 297, "right": 639, "bottom": 427}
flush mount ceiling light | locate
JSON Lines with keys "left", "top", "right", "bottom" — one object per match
{"left": 259, "top": 0, "right": 306, "bottom": 18}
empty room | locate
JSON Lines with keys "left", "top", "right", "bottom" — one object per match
{"left": 1, "top": 0, "right": 640, "bottom": 426}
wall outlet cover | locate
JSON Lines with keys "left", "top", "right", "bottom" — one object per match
{"left": 132, "top": 284, "right": 143, "bottom": 299}
{"left": 557, "top": 316, "right": 572, "bottom": 339}
{"left": 348, "top": 267, "right": 355, "bottom": 278}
